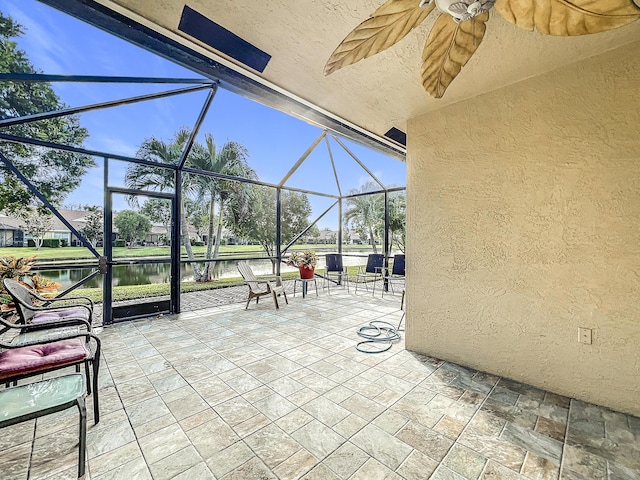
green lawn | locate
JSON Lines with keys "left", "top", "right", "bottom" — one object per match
{"left": 0, "top": 244, "right": 373, "bottom": 262}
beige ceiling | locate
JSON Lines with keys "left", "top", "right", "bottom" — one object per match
{"left": 96, "top": 0, "right": 640, "bottom": 149}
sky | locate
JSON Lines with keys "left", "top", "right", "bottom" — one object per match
{"left": 1, "top": 0, "right": 406, "bottom": 229}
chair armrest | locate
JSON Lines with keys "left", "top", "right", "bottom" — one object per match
{"left": 39, "top": 295, "right": 94, "bottom": 308}
{"left": 257, "top": 275, "right": 283, "bottom": 285}
{"left": 22, "top": 316, "right": 92, "bottom": 333}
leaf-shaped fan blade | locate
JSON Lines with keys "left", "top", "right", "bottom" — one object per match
{"left": 421, "top": 12, "right": 489, "bottom": 98}
{"left": 324, "top": 0, "right": 435, "bottom": 75}
{"left": 495, "top": 0, "right": 640, "bottom": 35}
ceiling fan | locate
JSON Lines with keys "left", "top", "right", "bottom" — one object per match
{"left": 324, "top": 0, "right": 640, "bottom": 98}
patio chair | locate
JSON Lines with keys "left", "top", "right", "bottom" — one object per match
{"left": 2, "top": 279, "right": 93, "bottom": 332}
{"left": 0, "top": 332, "right": 101, "bottom": 424}
{"left": 237, "top": 262, "right": 288, "bottom": 309}
{"left": 381, "top": 254, "right": 405, "bottom": 298}
{"left": 354, "top": 254, "right": 384, "bottom": 294}
{"left": 0, "top": 373, "right": 87, "bottom": 478}
{"left": 324, "top": 254, "right": 349, "bottom": 293}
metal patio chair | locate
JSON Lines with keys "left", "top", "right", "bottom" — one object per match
{"left": 0, "top": 373, "right": 88, "bottom": 478}
{"left": 2, "top": 279, "right": 93, "bottom": 331}
{"left": 0, "top": 332, "right": 101, "bottom": 424}
{"left": 382, "top": 254, "right": 405, "bottom": 298}
{"left": 354, "top": 253, "right": 384, "bottom": 294}
{"left": 324, "top": 254, "right": 349, "bottom": 293}
{"left": 237, "top": 262, "right": 288, "bottom": 309}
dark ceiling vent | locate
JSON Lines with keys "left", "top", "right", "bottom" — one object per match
{"left": 178, "top": 5, "right": 271, "bottom": 73}
{"left": 384, "top": 127, "right": 406, "bottom": 147}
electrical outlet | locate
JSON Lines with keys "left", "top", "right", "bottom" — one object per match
{"left": 578, "top": 327, "right": 592, "bottom": 345}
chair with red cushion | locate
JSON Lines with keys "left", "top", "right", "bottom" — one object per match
{"left": 0, "top": 332, "right": 101, "bottom": 424}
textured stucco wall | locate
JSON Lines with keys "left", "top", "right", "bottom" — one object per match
{"left": 406, "top": 41, "right": 640, "bottom": 416}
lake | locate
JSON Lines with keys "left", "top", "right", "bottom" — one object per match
{"left": 35, "top": 251, "right": 388, "bottom": 289}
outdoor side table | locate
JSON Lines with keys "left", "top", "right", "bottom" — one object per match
{"left": 0, "top": 373, "right": 87, "bottom": 478}
{"left": 293, "top": 277, "right": 318, "bottom": 298}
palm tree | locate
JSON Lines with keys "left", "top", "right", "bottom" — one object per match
{"left": 124, "top": 128, "right": 203, "bottom": 280}
{"left": 189, "top": 134, "right": 256, "bottom": 280}
{"left": 344, "top": 182, "right": 384, "bottom": 254}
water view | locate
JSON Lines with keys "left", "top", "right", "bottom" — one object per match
{"left": 36, "top": 250, "right": 389, "bottom": 290}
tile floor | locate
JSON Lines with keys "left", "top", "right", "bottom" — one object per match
{"left": 1, "top": 289, "right": 639, "bottom": 479}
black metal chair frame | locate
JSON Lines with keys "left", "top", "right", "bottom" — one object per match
{"left": 323, "top": 254, "right": 349, "bottom": 294}
{"left": 382, "top": 254, "right": 406, "bottom": 298}
{"left": 2, "top": 279, "right": 93, "bottom": 332}
{"left": 355, "top": 254, "right": 384, "bottom": 294}
{"left": 0, "top": 332, "right": 101, "bottom": 424}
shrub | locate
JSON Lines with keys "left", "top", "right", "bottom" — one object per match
{"left": 114, "top": 239, "right": 126, "bottom": 247}
{"left": 193, "top": 241, "right": 205, "bottom": 246}
{"left": 41, "top": 239, "right": 61, "bottom": 248}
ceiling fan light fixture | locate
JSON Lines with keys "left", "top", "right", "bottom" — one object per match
{"left": 421, "top": 0, "right": 495, "bottom": 23}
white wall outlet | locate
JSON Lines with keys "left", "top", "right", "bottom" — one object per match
{"left": 578, "top": 327, "right": 592, "bottom": 345}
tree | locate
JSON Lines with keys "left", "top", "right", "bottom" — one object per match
{"left": 0, "top": 13, "right": 94, "bottom": 215}
{"left": 184, "top": 198, "right": 209, "bottom": 241}
{"left": 388, "top": 192, "right": 406, "bottom": 252}
{"left": 20, "top": 213, "right": 53, "bottom": 250}
{"left": 344, "top": 182, "right": 384, "bottom": 253}
{"left": 79, "top": 206, "right": 103, "bottom": 248}
{"left": 189, "top": 135, "right": 256, "bottom": 280}
{"left": 140, "top": 198, "right": 171, "bottom": 243}
{"left": 125, "top": 128, "right": 201, "bottom": 275}
{"left": 114, "top": 210, "right": 151, "bottom": 248}
{"left": 125, "top": 128, "right": 255, "bottom": 282}
{"left": 226, "top": 187, "right": 313, "bottom": 272}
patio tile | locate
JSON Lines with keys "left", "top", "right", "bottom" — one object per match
{"left": 214, "top": 396, "right": 261, "bottom": 426}
{"left": 172, "top": 462, "right": 216, "bottom": 479}
{"left": 244, "top": 423, "right": 303, "bottom": 469}
{"left": 0, "top": 443, "right": 30, "bottom": 480}
{"left": 230, "top": 413, "right": 270, "bottom": 439}
{"left": 323, "top": 441, "right": 369, "bottom": 479}
{"left": 349, "top": 458, "right": 404, "bottom": 480}
{"left": 253, "top": 392, "right": 298, "bottom": 420}
{"left": 275, "top": 408, "right": 315, "bottom": 434}
{"left": 292, "top": 420, "right": 345, "bottom": 460}
{"left": 351, "top": 424, "right": 412, "bottom": 470}
{"left": 148, "top": 445, "right": 204, "bottom": 480}
{"left": 93, "top": 456, "right": 152, "bottom": 480}
{"left": 300, "top": 463, "right": 341, "bottom": 480}
{"left": 301, "top": 396, "right": 351, "bottom": 427}
{"left": 272, "top": 448, "right": 318, "bottom": 480}
{"left": 442, "top": 444, "right": 487, "bottom": 479}
{"left": 6, "top": 292, "right": 640, "bottom": 480}
{"left": 87, "top": 419, "right": 136, "bottom": 459}
{"left": 396, "top": 420, "right": 453, "bottom": 462}
{"left": 396, "top": 449, "right": 439, "bottom": 480}
{"left": 220, "top": 456, "right": 277, "bottom": 480}
{"left": 88, "top": 441, "right": 143, "bottom": 478}
{"left": 333, "top": 413, "right": 368, "bottom": 439}
{"left": 204, "top": 440, "right": 254, "bottom": 478}
{"left": 186, "top": 416, "right": 239, "bottom": 459}
{"left": 137, "top": 423, "right": 191, "bottom": 465}
{"left": 340, "top": 393, "right": 386, "bottom": 421}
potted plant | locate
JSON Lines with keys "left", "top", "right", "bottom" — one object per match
{"left": 0, "top": 256, "right": 61, "bottom": 311}
{"left": 286, "top": 250, "right": 318, "bottom": 279}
